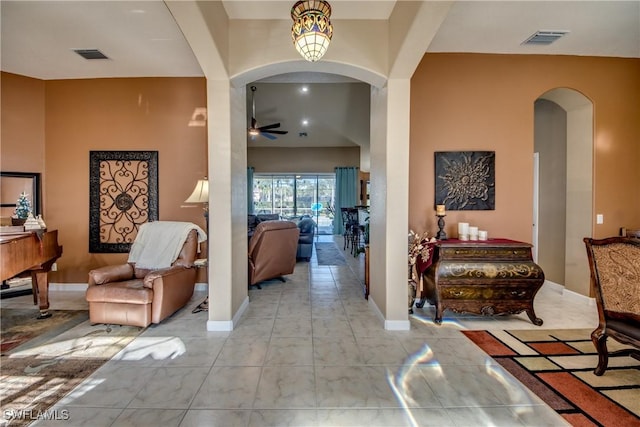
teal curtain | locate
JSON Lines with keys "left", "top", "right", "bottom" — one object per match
{"left": 333, "top": 166, "right": 358, "bottom": 235}
{"left": 247, "top": 167, "right": 255, "bottom": 214}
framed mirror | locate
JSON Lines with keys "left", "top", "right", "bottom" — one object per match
{"left": 0, "top": 172, "right": 42, "bottom": 224}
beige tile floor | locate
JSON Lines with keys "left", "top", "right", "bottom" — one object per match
{"left": 2, "top": 235, "right": 598, "bottom": 426}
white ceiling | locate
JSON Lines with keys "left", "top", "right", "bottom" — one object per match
{"left": 1, "top": 1, "right": 638, "bottom": 148}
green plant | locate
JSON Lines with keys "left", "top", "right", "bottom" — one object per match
{"left": 14, "top": 192, "right": 32, "bottom": 219}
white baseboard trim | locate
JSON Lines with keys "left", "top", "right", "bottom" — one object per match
{"left": 367, "top": 296, "right": 411, "bottom": 331}
{"left": 206, "top": 295, "right": 249, "bottom": 332}
{"left": 49, "top": 283, "right": 87, "bottom": 291}
{"left": 543, "top": 280, "right": 595, "bottom": 306}
{"left": 206, "top": 320, "right": 234, "bottom": 331}
{"left": 542, "top": 280, "right": 564, "bottom": 293}
{"left": 385, "top": 319, "right": 411, "bottom": 331}
{"left": 563, "top": 288, "right": 596, "bottom": 306}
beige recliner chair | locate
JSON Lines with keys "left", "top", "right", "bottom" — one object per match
{"left": 248, "top": 220, "right": 299, "bottom": 289}
{"left": 86, "top": 222, "right": 206, "bottom": 327}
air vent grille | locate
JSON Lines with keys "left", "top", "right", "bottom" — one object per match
{"left": 522, "top": 30, "right": 569, "bottom": 45}
{"left": 73, "top": 49, "right": 109, "bottom": 60}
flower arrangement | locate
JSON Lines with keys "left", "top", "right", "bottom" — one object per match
{"left": 408, "top": 229, "right": 435, "bottom": 269}
{"left": 13, "top": 192, "right": 32, "bottom": 219}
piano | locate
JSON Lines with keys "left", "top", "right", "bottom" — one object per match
{"left": 0, "top": 230, "right": 63, "bottom": 318}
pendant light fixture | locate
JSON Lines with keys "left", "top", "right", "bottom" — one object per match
{"left": 291, "top": 0, "right": 333, "bottom": 62}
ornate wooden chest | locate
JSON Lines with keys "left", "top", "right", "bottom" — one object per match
{"left": 416, "top": 239, "right": 544, "bottom": 325}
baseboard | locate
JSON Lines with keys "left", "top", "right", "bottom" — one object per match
{"left": 385, "top": 319, "right": 411, "bottom": 331}
{"left": 49, "top": 283, "right": 87, "bottom": 291}
{"left": 206, "top": 295, "right": 249, "bottom": 332}
{"left": 542, "top": 280, "right": 564, "bottom": 293}
{"left": 206, "top": 320, "right": 234, "bottom": 331}
{"left": 367, "top": 296, "right": 411, "bottom": 331}
{"left": 544, "top": 280, "right": 595, "bottom": 306}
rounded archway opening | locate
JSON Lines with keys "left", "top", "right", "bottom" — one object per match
{"left": 534, "top": 87, "right": 593, "bottom": 296}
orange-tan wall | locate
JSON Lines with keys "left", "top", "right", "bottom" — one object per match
{"left": 2, "top": 74, "right": 209, "bottom": 283}
{"left": 410, "top": 54, "right": 640, "bottom": 242}
{"left": 1, "top": 73, "right": 45, "bottom": 176}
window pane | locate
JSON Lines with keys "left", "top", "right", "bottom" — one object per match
{"left": 295, "top": 176, "right": 316, "bottom": 218}
{"left": 252, "top": 174, "right": 335, "bottom": 234}
{"left": 273, "top": 176, "right": 295, "bottom": 217}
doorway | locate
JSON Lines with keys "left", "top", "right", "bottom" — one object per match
{"left": 534, "top": 88, "right": 593, "bottom": 296}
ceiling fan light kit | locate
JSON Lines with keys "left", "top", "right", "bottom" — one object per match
{"left": 291, "top": 0, "right": 333, "bottom": 62}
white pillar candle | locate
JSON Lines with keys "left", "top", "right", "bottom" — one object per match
{"left": 478, "top": 230, "right": 488, "bottom": 240}
{"left": 469, "top": 226, "right": 479, "bottom": 240}
{"left": 458, "top": 222, "right": 469, "bottom": 240}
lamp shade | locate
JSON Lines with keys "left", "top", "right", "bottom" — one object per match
{"left": 291, "top": 0, "right": 333, "bottom": 62}
{"left": 184, "top": 179, "right": 209, "bottom": 204}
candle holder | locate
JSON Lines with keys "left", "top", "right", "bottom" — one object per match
{"left": 436, "top": 214, "right": 447, "bottom": 240}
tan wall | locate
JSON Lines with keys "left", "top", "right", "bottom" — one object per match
{"left": 1, "top": 73, "right": 46, "bottom": 200}
{"left": 37, "top": 77, "right": 207, "bottom": 283}
{"left": 248, "top": 146, "right": 360, "bottom": 173}
{"left": 410, "top": 54, "right": 640, "bottom": 244}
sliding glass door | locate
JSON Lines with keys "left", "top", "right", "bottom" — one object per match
{"left": 253, "top": 174, "right": 335, "bottom": 234}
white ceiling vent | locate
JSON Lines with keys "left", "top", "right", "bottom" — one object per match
{"left": 522, "top": 30, "right": 569, "bottom": 45}
{"left": 73, "top": 49, "right": 109, "bottom": 60}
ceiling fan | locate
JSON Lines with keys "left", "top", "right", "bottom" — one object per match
{"left": 248, "top": 86, "right": 288, "bottom": 140}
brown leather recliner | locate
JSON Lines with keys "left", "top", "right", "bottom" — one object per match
{"left": 86, "top": 228, "right": 199, "bottom": 327}
{"left": 248, "top": 220, "right": 300, "bottom": 288}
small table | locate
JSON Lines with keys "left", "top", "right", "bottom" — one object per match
{"left": 192, "top": 258, "right": 208, "bottom": 313}
{"left": 415, "top": 239, "right": 545, "bottom": 325}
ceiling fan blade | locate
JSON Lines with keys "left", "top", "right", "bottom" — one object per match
{"left": 258, "top": 122, "right": 281, "bottom": 131}
{"left": 263, "top": 130, "right": 288, "bottom": 135}
{"left": 261, "top": 132, "right": 278, "bottom": 140}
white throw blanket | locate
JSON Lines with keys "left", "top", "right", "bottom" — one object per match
{"left": 128, "top": 221, "right": 207, "bottom": 269}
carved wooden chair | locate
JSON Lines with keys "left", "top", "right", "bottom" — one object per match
{"left": 584, "top": 236, "right": 640, "bottom": 375}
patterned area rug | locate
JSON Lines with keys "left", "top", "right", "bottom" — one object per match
{"left": 315, "top": 242, "right": 347, "bottom": 265}
{"left": 463, "top": 328, "right": 640, "bottom": 427}
{"left": 1, "top": 309, "right": 89, "bottom": 355}
{"left": 1, "top": 317, "right": 143, "bottom": 426}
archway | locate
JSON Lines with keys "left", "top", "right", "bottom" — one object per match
{"left": 534, "top": 88, "right": 593, "bottom": 297}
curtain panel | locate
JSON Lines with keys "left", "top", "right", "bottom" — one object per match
{"left": 333, "top": 166, "right": 358, "bottom": 235}
{"left": 247, "top": 167, "right": 255, "bottom": 215}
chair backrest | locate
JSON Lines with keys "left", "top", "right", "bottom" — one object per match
{"left": 134, "top": 229, "right": 199, "bottom": 278}
{"left": 584, "top": 237, "right": 640, "bottom": 318}
{"left": 248, "top": 220, "right": 299, "bottom": 285}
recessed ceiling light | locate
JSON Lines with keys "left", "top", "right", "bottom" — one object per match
{"left": 302, "top": 119, "right": 309, "bottom": 126}
{"left": 301, "top": 86, "right": 309, "bottom": 93}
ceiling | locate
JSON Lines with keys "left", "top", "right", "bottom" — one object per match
{"left": 2, "top": 1, "right": 639, "bottom": 148}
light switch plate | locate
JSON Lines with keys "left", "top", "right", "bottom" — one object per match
{"left": 596, "top": 214, "right": 604, "bottom": 224}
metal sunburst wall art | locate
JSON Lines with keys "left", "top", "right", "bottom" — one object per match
{"left": 435, "top": 151, "right": 495, "bottom": 210}
{"left": 89, "top": 151, "right": 158, "bottom": 253}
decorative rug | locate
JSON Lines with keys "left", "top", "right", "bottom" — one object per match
{"left": 1, "top": 318, "right": 143, "bottom": 427}
{"left": 1, "top": 309, "right": 89, "bottom": 355}
{"left": 462, "top": 328, "right": 640, "bottom": 427}
{"left": 315, "top": 242, "right": 347, "bottom": 265}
